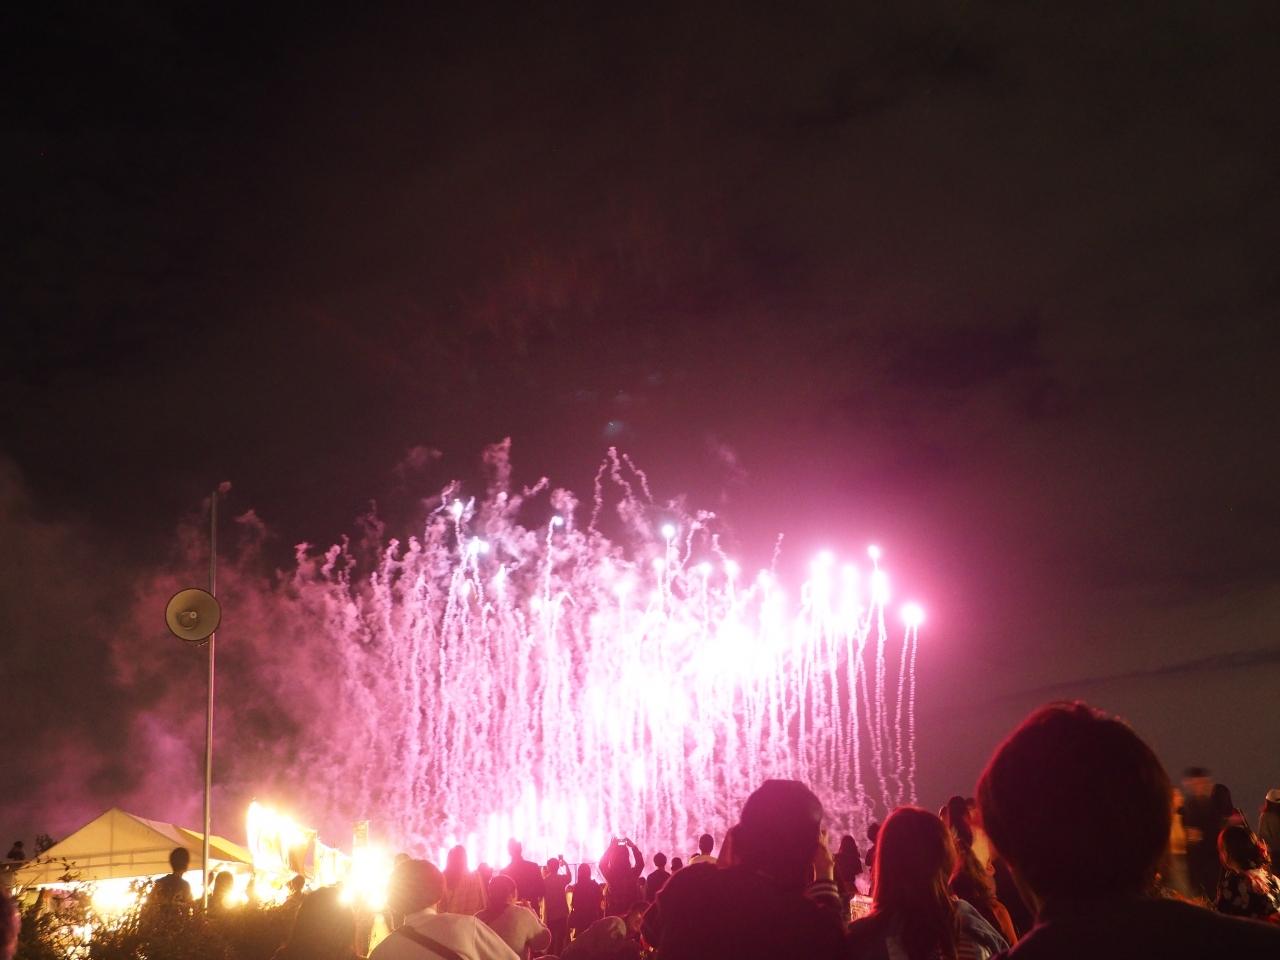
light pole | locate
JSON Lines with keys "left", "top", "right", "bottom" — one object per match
{"left": 202, "top": 488, "right": 217, "bottom": 908}
{"left": 164, "top": 488, "right": 222, "bottom": 908}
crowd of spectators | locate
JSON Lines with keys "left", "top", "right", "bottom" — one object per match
{"left": 4, "top": 700, "right": 1278, "bottom": 960}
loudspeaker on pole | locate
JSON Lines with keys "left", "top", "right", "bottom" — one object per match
{"left": 165, "top": 588, "right": 221, "bottom": 642}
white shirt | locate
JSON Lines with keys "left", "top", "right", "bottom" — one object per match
{"left": 369, "top": 908, "right": 519, "bottom": 960}
{"left": 479, "top": 903, "right": 549, "bottom": 960}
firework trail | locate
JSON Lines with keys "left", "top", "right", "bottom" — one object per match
{"left": 269, "top": 443, "right": 923, "bottom": 866}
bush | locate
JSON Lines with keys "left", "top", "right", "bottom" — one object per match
{"left": 15, "top": 887, "right": 294, "bottom": 960}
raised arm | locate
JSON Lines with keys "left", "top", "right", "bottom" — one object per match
{"left": 627, "top": 839, "right": 645, "bottom": 875}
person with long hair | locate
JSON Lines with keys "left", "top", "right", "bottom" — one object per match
{"left": 834, "top": 835, "right": 864, "bottom": 905}
{"left": 943, "top": 796, "right": 1017, "bottom": 944}
{"left": 846, "top": 807, "right": 1007, "bottom": 960}
{"left": 1215, "top": 825, "right": 1280, "bottom": 922}
{"left": 949, "top": 844, "right": 1017, "bottom": 946}
{"left": 273, "top": 887, "right": 363, "bottom": 960}
{"left": 439, "top": 845, "right": 487, "bottom": 915}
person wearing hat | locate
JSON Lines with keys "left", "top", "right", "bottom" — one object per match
{"left": 1259, "top": 788, "right": 1280, "bottom": 873}
{"left": 642, "top": 779, "right": 846, "bottom": 960}
{"left": 369, "top": 859, "right": 518, "bottom": 960}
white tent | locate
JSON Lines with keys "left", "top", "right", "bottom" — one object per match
{"left": 13, "top": 807, "right": 252, "bottom": 887}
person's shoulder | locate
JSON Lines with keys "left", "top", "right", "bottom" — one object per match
{"left": 1136, "top": 897, "right": 1280, "bottom": 941}
{"left": 953, "top": 899, "right": 1009, "bottom": 954}
{"left": 847, "top": 910, "right": 891, "bottom": 949}
{"left": 367, "top": 930, "right": 403, "bottom": 960}
{"left": 660, "top": 860, "right": 720, "bottom": 889}
{"left": 1001, "top": 898, "right": 1280, "bottom": 960}
{"left": 652, "top": 860, "right": 724, "bottom": 912}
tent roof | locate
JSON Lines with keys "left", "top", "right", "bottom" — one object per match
{"left": 176, "top": 827, "right": 253, "bottom": 866}
{"left": 13, "top": 807, "right": 251, "bottom": 886}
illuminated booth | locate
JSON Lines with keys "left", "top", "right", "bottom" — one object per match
{"left": 10, "top": 807, "right": 253, "bottom": 912}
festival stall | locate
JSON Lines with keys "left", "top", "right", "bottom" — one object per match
{"left": 10, "top": 807, "right": 253, "bottom": 913}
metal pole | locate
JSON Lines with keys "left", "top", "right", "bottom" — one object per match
{"left": 203, "top": 488, "right": 217, "bottom": 908}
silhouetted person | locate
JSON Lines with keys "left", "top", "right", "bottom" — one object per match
{"left": 864, "top": 822, "right": 880, "bottom": 891}
{"left": 622, "top": 900, "right": 646, "bottom": 944}
{"left": 4, "top": 842, "right": 23, "bottom": 862}
{"left": 644, "top": 779, "right": 846, "bottom": 960}
{"left": 441, "top": 845, "right": 487, "bottom": 916}
{"left": 148, "top": 847, "right": 193, "bottom": 910}
{"left": 568, "top": 863, "right": 604, "bottom": 940}
{"left": 846, "top": 807, "right": 1007, "bottom": 959}
{"left": 477, "top": 875, "right": 549, "bottom": 960}
{"left": 560, "top": 916, "right": 640, "bottom": 960}
{"left": 1163, "top": 787, "right": 1192, "bottom": 898}
{"left": 1212, "top": 783, "right": 1246, "bottom": 828}
{"left": 1258, "top": 788, "right": 1280, "bottom": 872}
{"left": 0, "top": 886, "right": 17, "bottom": 960}
{"left": 669, "top": 857, "right": 683, "bottom": 873}
{"left": 941, "top": 796, "right": 1018, "bottom": 944}
{"left": 689, "top": 833, "right": 716, "bottom": 866}
{"left": 644, "top": 852, "right": 671, "bottom": 900}
{"left": 500, "top": 840, "right": 544, "bottom": 914}
{"left": 716, "top": 825, "right": 740, "bottom": 868}
{"left": 949, "top": 837, "right": 1018, "bottom": 945}
{"left": 600, "top": 837, "right": 644, "bottom": 915}
{"left": 834, "top": 835, "right": 863, "bottom": 904}
{"left": 542, "top": 856, "right": 571, "bottom": 954}
{"left": 370, "top": 859, "right": 516, "bottom": 960}
{"left": 207, "top": 870, "right": 236, "bottom": 917}
{"left": 1180, "top": 766, "right": 1218, "bottom": 899}
{"left": 977, "top": 702, "right": 1280, "bottom": 958}
{"left": 1214, "top": 824, "right": 1280, "bottom": 922}
{"left": 273, "top": 887, "right": 361, "bottom": 960}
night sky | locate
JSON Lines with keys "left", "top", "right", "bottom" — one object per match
{"left": 5, "top": 3, "right": 1279, "bottom": 843}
